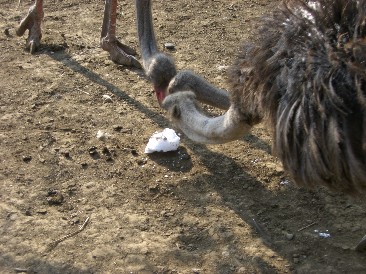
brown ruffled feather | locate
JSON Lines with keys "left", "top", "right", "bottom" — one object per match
{"left": 228, "top": 0, "right": 366, "bottom": 195}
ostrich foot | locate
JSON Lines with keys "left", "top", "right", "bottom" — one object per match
{"left": 100, "top": 37, "right": 141, "bottom": 68}
{"left": 356, "top": 234, "right": 366, "bottom": 252}
{"left": 16, "top": 3, "right": 44, "bottom": 54}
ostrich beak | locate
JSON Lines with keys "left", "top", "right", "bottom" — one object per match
{"left": 154, "top": 87, "right": 166, "bottom": 106}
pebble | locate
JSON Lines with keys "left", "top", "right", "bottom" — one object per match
{"left": 96, "top": 130, "right": 109, "bottom": 141}
{"left": 112, "top": 125, "right": 123, "bottom": 132}
{"left": 237, "top": 267, "right": 247, "bottom": 273}
{"left": 164, "top": 42, "right": 175, "bottom": 50}
{"left": 4, "top": 28, "right": 11, "bottom": 37}
{"left": 137, "top": 158, "right": 147, "bottom": 166}
{"left": 222, "top": 250, "right": 230, "bottom": 257}
{"left": 285, "top": 232, "right": 294, "bottom": 240}
{"left": 102, "top": 94, "right": 113, "bottom": 102}
{"left": 46, "top": 190, "right": 64, "bottom": 205}
{"left": 36, "top": 208, "right": 48, "bottom": 214}
{"left": 22, "top": 155, "right": 32, "bottom": 163}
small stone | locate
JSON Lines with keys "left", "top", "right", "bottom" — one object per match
{"left": 22, "top": 155, "right": 32, "bottom": 163}
{"left": 96, "top": 130, "right": 109, "bottom": 141}
{"left": 102, "top": 147, "right": 111, "bottom": 155}
{"left": 238, "top": 267, "right": 247, "bottom": 273}
{"left": 285, "top": 232, "right": 294, "bottom": 240}
{"left": 46, "top": 190, "right": 64, "bottom": 205}
{"left": 4, "top": 28, "right": 11, "bottom": 37}
{"left": 164, "top": 42, "right": 175, "bottom": 50}
{"left": 102, "top": 94, "right": 113, "bottom": 102}
{"left": 62, "top": 151, "right": 71, "bottom": 159}
{"left": 148, "top": 184, "right": 160, "bottom": 193}
{"left": 9, "top": 213, "right": 18, "bottom": 221}
{"left": 36, "top": 208, "right": 48, "bottom": 214}
{"left": 137, "top": 158, "right": 147, "bottom": 166}
{"left": 71, "top": 217, "right": 80, "bottom": 225}
{"left": 89, "top": 146, "right": 100, "bottom": 159}
{"left": 104, "top": 60, "right": 113, "bottom": 66}
{"left": 112, "top": 125, "right": 123, "bottom": 132}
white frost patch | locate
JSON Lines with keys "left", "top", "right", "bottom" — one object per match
{"left": 145, "top": 128, "right": 180, "bottom": 154}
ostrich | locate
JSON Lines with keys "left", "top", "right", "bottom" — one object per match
{"left": 17, "top": 0, "right": 141, "bottom": 68}
{"left": 135, "top": 0, "right": 366, "bottom": 251}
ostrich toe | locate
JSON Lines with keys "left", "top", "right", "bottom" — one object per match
{"left": 16, "top": 4, "right": 43, "bottom": 54}
{"left": 356, "top": 235, "right": 366, "bottom": 252}
{"left": 100, "top": 37, "right": 141, "bottom": 68}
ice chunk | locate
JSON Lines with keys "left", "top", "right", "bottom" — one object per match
{"left": 145, "top": 128, "right": 180, "bottom": 153}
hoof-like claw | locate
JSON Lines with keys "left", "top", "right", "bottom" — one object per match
{"left": 16, "top": 4, "right": 43, "bottom": 53}
{"left": 100, "top": 37, "right": 142, "bottom": 68}
{"left": 356, "top": 234, "right": 366, "bottom": 252}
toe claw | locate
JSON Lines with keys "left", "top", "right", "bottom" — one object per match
{"left": 101, "top": 38, "right": 142, "bottom": 68}
{"left": 17, "top": 4, "right": 43, "bottom": 53}
{"left": 29, "top": 41, "right": 36, "bottom": 54}
{"left": 356, "top": 235, "right": 366, "bottom": 252}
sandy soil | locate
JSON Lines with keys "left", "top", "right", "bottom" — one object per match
{"left": 1, "top": 0, "right": 365, "bottom": 273}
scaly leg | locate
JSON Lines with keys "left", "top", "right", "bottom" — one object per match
{"left": 16, "top": 0, "right": 43, "bottom": 54}
{"left": 17, "top": 0, "right": 140, "bottom": 67}
{"left": 101, "top": 0, "right": 141, "bottom": 68}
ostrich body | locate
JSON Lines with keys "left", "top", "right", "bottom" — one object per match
{"left": 157, "top": 0, "right": 366, "bottom": 196}
{"left": 135, "top": 0, "right": 366, "bottom": 251}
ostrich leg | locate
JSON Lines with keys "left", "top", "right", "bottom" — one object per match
{"left": 16, "top": 0, "right": 43, "bottom": 54}
{"left": 16, "top": 0, "right": 140, "bottom": 67}
{"left": 100, "top": 0, "right": 141, "bottom": 67}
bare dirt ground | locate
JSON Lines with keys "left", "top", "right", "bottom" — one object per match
{"left": 1, "top": 0, "right": 366, "bottom": 273}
